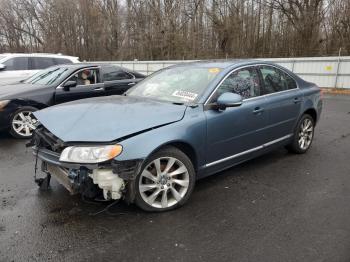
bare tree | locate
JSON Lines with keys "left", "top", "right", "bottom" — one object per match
{"left": 0, "top": 0, "right": 347, "bottom": 60}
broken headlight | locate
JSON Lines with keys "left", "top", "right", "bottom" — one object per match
{"left": 59, "top": 145, "right": 122, "bottom": 164}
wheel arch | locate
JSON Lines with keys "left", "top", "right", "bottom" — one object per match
{"left": 303, "top": 108, "right": 317, "bottom": 124}
{"left": 10, "top": 99, "right": 48, "bottom": 110}
{"left": 148, "top": 140, "right": 198, "bottom": 172}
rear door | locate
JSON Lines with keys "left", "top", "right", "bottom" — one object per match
{"left": 55, "top": 67, "right": 104, "bottom": 104}
{"left": 102, "top": 66, "right": 141, "bottom": 95}
{"left": 0, "top": 57, "right": 30, "bottom": 83}
{"left": 257, "top": 65, "right": 302, "bottom": 141}
{"left": 205, "top": 66, "right": 270, "bottom": 170}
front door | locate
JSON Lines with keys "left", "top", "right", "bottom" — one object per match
{"left": 205, "top": 66, "right": 269, "bottom": 170}
{"left": 55, "top": 68, "right": 105, "bottom": 104}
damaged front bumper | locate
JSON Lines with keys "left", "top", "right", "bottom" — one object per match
{"left": 42, "top": 161, "right": 125, "bottom": 200}
{"left": 31, "top": 127, "right": 143, "bottom": 202}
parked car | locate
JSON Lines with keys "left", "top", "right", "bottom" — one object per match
{"left": 31, "top": 60, "right": 322, "bottom": 212}
{"left": 0, "top": 63, "right": 145, "bottom": 138}
{"left": 0, "top": 53, "right": 79, "bottom": 84}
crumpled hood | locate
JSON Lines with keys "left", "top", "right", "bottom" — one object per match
{"left": 34, "top": 95, "right": 187, "bottom": 142}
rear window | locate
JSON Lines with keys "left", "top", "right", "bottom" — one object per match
{"left": 54, "top": 58, "right": 73, "bottom": 65}
{"left": 30, "top": 57, "right": 56, "bottom": 70}
{"left": 103, "top": 66, "right": 133, "bottom": 81}
{"left": 132, "top": 71, "right": 145, "bottom": 78}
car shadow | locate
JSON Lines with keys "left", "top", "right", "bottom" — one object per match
{"left": 197, "top": 148, "right": 290, "bottom": 185}
{"left": 25, "top": 141, "right": 299, "bottom": 220}
{"left": 16, "top": 145, "right": 304, "bottom": 247}
{"left": 64, "top": 147, "right": 293, "bottom": 216}
{"left": 0, "top": 130, "right": 11, "bottom": 139}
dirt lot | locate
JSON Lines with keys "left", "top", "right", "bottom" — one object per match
{"left": 0, "top": 95, "right": 349, "bottom": 262}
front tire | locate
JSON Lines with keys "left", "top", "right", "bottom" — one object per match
{"left": 9, "top": 106, "right": 38, "bottom": 139}
{"left": 287, "top": 114, "right": 315, "bottom": 154}
{"left": 134, "top": 146, "right": 196, "bottom": 212}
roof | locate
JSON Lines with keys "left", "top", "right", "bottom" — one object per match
{"left": 0, "top": 53, "right": 79, "bottom": 60}
{"left": 0, "top": 53, "right": 79, "bottom": 63}
{"left": 57, "top": 63, "right": 121, "bottom": 68}
{"left": 169, "top": 59, "right": 264, "bottom": 69}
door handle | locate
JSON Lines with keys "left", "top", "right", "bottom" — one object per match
{"left": 128, "top": 82, "right": 136, "bottom": 86}
{"left": 253, "top": 107, "right": 264, "bottom": 115}
{"left": 293, "top": 97, "right": 302, "bottom": 104}
{"left": 94, "top": 87, "right": 104, "bottom": 91}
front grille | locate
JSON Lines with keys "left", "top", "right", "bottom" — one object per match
{"left": 33, "top": 125, "right": 65, "bottom": 153}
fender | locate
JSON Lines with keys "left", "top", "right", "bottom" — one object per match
{"left": 0, "top": 99, "right": 49, "bottom": 130}
{"left": 300, "top": 85, "right": 322, "bottom": 124}
{"left": 116, "top": 106, "right": 207, "bottom": 175}
{"left": 10, "top": 98, "right": 48, "bottom": 110}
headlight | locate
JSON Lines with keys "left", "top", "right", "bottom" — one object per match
{"left": 59, "top": 145, "right": 122, "bottom": 163}
{"left": 0, "top": 100, "right": 10, "bottom": 110}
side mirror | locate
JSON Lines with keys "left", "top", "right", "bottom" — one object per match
{"left": 62, "top": 80, "right": 77, "bottom": 91}
{"left": 0, "top": 64, "right": 6, "bottom": 71}
{"left": 215, "top": 92, "right": 243, "bottom": 110}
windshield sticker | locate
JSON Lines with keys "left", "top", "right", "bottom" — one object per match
{"left": 172, "top": 90, "right": 198, "bottom": 101}
{"left": 209, "top": 68, "right": 221, "bottom": 74}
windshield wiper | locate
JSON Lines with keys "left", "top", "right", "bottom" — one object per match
{"left": 172, "top": 102, "right": 184, "bottom": 105}
{"left": 47, "top": 70, "right": 67, "bottom": 85}
{"left": 30, "top": 68, "right": 61, "bottom": 84}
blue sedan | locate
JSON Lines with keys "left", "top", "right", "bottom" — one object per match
{"left": 31, "top": 60, "right": 323, "bottom": 212}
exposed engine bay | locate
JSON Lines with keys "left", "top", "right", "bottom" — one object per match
{"left": 42, "top": 164, "right": 125, "bottom": 201}
{"left": 29, "top": 125, "right": 142, "bottom": 202}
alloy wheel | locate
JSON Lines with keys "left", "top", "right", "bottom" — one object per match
{"left": 138, "top": 157, "right": 190, "bottom": 209}
{"left": 12, "top": 110, "right": 37, "bottom": 137}
{"left": 298, "top": 118, "right": 314, "bottom": 150}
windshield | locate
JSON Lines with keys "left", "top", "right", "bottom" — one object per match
{"left": 127, "top": 66, "right": 221, "bottom": 103}
{"left": 24, "top": 67, "right": 70, "bottom": 85}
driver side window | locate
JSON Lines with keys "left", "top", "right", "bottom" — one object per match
{"left": 68, "top": 68, "right": 100, "bottom": 86}
{"left": 215, "top": 67, "right": 260, "bottom": 101}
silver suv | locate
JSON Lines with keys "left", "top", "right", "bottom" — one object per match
{"left": 0, "top": 53, "right": 79, "bottom": 84}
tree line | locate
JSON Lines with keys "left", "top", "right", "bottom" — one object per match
{"left": 0, "top": 0, "right": 348, "bottom": 61}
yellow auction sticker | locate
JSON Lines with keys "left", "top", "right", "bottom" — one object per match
{"left": 325, "top": 65, "right": 333, "bottom": 71}
{"left": 209, "top": 68, "right": 221, "bottom": 74}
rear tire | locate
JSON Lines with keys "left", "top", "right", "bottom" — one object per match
{"left": 286, "top": 114, "right": 315, "bottom": 154}
{"left": 9, "top": 106, "right": 38, "bottom": 139}
{"left": 134, "top": 146, "right": 195, "bottom": 212}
